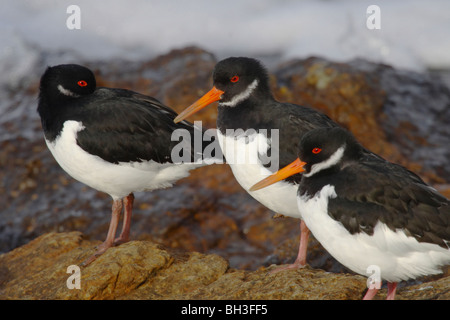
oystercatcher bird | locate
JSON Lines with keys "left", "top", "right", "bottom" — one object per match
{"left": 251, "top": 127, "right": 450, "bottom": 300}
{"left": 38, "top": 64, "right": 216, "bottom": 265}
{"left": 174, "top": 57, "right": 344, "bottom": 271}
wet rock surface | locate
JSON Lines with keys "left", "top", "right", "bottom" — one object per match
{"left": 1, "top": 232, "right": 448, "bottom": 300}
{"left": 0, "top": 46, "right": 449, "bottom": 299}
{"left": 274, "top": 57, "right": 450, "bottom": 183}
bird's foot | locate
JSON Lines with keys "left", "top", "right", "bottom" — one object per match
{"left": 81, "top": 241, "right": 113, "bottom": 266}
{"left": 113, "top": 236, "right": 129, "bottom": 246}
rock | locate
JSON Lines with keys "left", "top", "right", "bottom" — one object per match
{"left": 0, "top": 232, "right": 448, "bottom": 300}
{"left": 0, "top": 232, "right": 210, "bottom": 300}
{"left": 274, "top": 56, "right": 450, "bottom": 184}
{"left": 183, "top": 266, "right": 365, "bottom": 300}
{"left": 396, "top": 276, "right": 450, "bottom": 300}
{"left": 125, "top": 251, "right": 229, "bottom": 300}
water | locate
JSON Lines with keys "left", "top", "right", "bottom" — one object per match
{"left": 1, "top": 0, "right": 450, "bottom": 91}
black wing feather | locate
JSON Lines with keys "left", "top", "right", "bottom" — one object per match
{"left": 326, "top": 155, "right": 450, "bottom": 248}
{"left": 71, "top": 88, "right": 208, "bottom": 164}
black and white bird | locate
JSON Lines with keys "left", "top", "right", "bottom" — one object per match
{"left": 174, "top": 57, "right": 343, "bottom": 271}
{"left": 251, "top": 127, "right": 450, "bottom": 300}
{"left": 37, "top": 64, "right": 216, "bottom": 265}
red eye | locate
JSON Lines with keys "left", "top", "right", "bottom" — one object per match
{"left": 230, "top": 76, "right": 239, "bottom": 83}
{"left": 78, "top": 80, "right": 88, "bottom": 87}
{"left": 312, "top": 148, "right": 322, "bottom": 154}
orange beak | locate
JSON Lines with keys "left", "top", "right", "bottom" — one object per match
{"left": 174, "top": 86, "right": 225, "bottom": 123}
{"left": 249, "top": 158, "right": 306, "bottom": 191}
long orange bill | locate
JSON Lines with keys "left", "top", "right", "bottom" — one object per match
{"left": 174, "top": 86, "right": 225, "bottom": 123}
{"left": 249, "top": 158, "right": 306, "bottom": 191}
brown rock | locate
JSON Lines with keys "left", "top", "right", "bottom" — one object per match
{"left": 274, "top": 57, "right": 450, "bottom": 183}
{"left": 184, "top": 266, "right": 366, "bottom": 300}
{"left": 395, "top": 276, "right": 450, "bottom": 300}
{"left": 125, "top": 251, "right": 229, "bottom": 299}
{"left": 274, "top": 58, "right": 400, "bottom": 164}
{"left": 1, "top": 232, "right": 448, "bottom": 300}
{"left": 0, "top": 232, "right": 88, "bottom": 299}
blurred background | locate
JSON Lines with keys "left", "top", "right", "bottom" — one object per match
{"left": 1, "top": 0, "right": 449, "bottom": 274}
{"left": 2, "top": 0, "right": 450, "bottom": 89}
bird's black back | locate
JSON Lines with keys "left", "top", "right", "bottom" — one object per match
{"left": 301, "top": 145, "right": 450, "bottom": 249}
{"left": 40, "top": 87, "right": 218, "bottom": 164}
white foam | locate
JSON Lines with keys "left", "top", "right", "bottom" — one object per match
{"left": 1, "top": 0, "right": 449, "bottom": 89}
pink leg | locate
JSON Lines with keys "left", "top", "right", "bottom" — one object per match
{"left": 386, "top": 282, "right": 398, "bottom": 300}
{"left": 270, "top": 220, "right": 310, "bottom": 273}
{"left": 363, "top": 287, "right": 379, "bottom": 300}
{"left": 114, "top": 193, "right": 134, "bottom": 245}
{"left": 82, "top": 198, "right": 123, "bottom": 266}
{"left": 296, "top": 220, "right": 310, "bottom": 266}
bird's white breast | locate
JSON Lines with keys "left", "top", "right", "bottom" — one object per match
{"left": 298, "top": 185, "right": 450, "bottom": 282}
{"left": 46, "top": 120, "right": 203, "bottom": 200}
{"left": 217, "top": 130, "right": 300, "bottom": 218}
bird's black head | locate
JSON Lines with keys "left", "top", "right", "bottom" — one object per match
{"left": 38, "top": 64, "right": 96, "bottom": 106}
{"left": 250, "top": 127, "right": 363, "bottom": 192}
{"left": 298, "top": 127, "right": 362, "bottom": 177}
{"left": 212, "top": 57, "right": 272, "bottom": 106}
{"left": 173, "top": 57, "right": 272, "bottom": 123}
